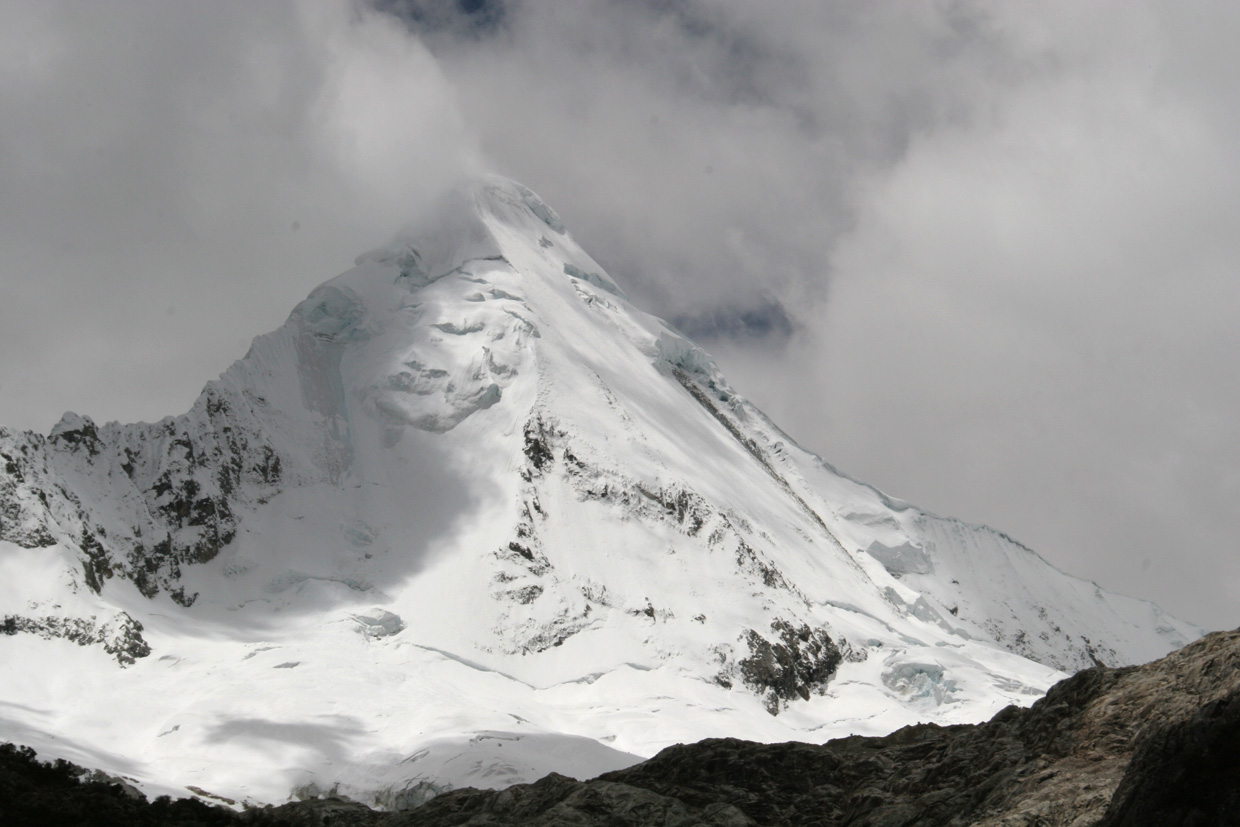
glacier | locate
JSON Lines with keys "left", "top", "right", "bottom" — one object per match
{"left": 0, "top": 177, "right": 1200, "bottom": 808}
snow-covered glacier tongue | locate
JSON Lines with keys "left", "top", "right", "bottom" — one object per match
{"left": 0, "top": 177, "right": 1202, "bottom": 808}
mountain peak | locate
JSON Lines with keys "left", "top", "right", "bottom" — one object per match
{"left": 0, "top": 178, "right": 1200, "bottom": 808}
{"left": 348, "top": 177, "right": 618, "bottom": 298}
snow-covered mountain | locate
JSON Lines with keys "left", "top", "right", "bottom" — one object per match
{"left": 0, "top": 178, "right": 1200, "bottom": 808}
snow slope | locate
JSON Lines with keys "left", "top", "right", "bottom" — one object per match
{"left": 0, "top": 178, "right": 1200, "bottom": 808}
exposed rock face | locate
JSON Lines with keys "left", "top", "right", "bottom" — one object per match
{"left": 1096, "top": 648, "right": 1240, "bottom": 827}
{"left": 731, "top": 620, "right": 844, "bottom": 714}
{"left": 0, "top": 385, "right": 284, "bottom": 608}
{"left": 1, "top": 611, "right": 149, "bottom": 666}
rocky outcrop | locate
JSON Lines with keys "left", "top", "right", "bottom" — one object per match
{"left": 1, "top": 611, "right": 150, "bottom": 666}
{"left": 728, "top": 620, "right": 844, "bottom": 714}
{"left": 1098, "top": 688, "right": 1240, "bottom": 826}
{"left": 0, "top": 386, "right": 285, "bottom": 607}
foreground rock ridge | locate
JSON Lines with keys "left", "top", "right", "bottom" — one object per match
{"left": 0, "top": 178, "right": 1201, "bottom": 805}
{"left": 4, "top": 629, "right": 1237, "bottom": 826}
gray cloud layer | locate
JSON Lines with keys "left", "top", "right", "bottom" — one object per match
{"left": 0, "top": 1, "right": 480, "bottom": 429}
{"left": 1, "top": 1, "right": 1236, "bottom": 630}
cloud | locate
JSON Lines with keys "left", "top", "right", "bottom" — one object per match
{"left": 1, "top": 0, "right": 1236, "bottom": 629}
{"left": 407, "top": 0, "right": 1020, "bottom": 318}
{"left": 377, "top": 0, "right": 1240, "bottom": 628}
{"left": 671, "top": 296, "right": 794, "bottom": 344}
{"left": 0, "top": 0, "right": 479, "bottom": 431}
{"left": 690, "top": 2, "right": 1240, "bottom": 630}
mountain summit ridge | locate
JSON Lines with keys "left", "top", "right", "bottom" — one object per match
{"left": 0, "top": 178, "right": 1200, "bottom": 806}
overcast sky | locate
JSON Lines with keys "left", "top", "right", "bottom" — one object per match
{"left": 1, "top": 1, "right": 1236, "bottom": 632}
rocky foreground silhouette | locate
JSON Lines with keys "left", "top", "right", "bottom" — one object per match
{"left": 3, "top": 628, "right": 1237, "bottom": 826}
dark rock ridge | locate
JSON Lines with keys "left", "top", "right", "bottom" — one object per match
{"left": 2, "top": 610, "right": 150, "bottom": 666}
{"left": 0, "top": 386, "right": 285, "bottom": 609}
{"left": 3, "top": 629, "right": 1237, "bottom": 826}
{"left": 733, "top": 620, "right": 844, "bottom": 715}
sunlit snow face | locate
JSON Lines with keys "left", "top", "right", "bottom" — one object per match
{"left": 288, "top": 247, "right": 532, "bottom": 450}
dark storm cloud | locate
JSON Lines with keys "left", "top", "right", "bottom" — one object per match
{"left": 373, "top": 0, "right": 507, "bottom": 38}
{"left": 393, "top": 0, "right": 999, "bottom": 314}
{"left": 1, "top": 1, "right": 1236, "bottom": 630}
{"left": 379, "top": 0, "right": 1066, "bottom": 334}
{"left": 671, "top": 297, "right": 794, "bottom": 345}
